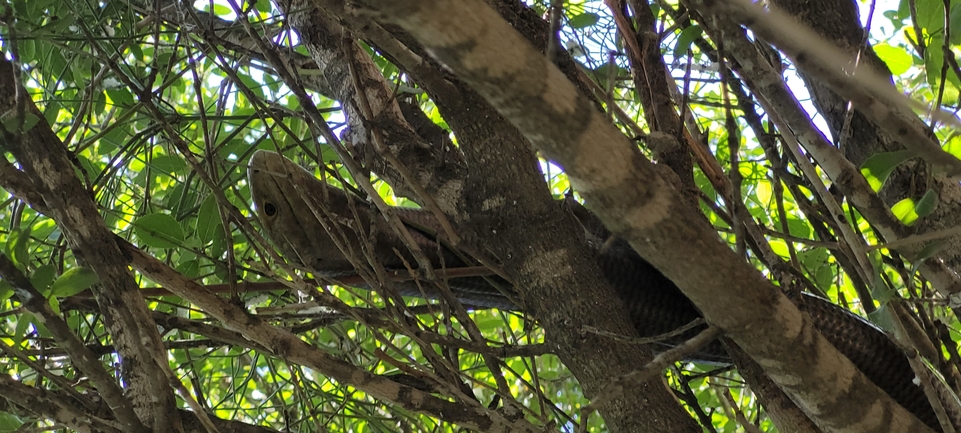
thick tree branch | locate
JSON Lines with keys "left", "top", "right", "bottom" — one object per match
{"left": 280, "top": 0, "right": 469, "bottom": 214}
{"left": 690, "top": 0, "right": 961, "bottom": 176}
{"left": 0, "top": 56, "right": 177, "bottom": 431}
{"left": 0, "top": 374, "right": 125, "bottom": 433}
{"left": 698, "top": 15, "right": 961, "bottom": 300}
{"left": 361, "top": 1, "right": 936, "bottom": 431}
{"left": 290, "top": 2, "right": 704, "bottom": 431}
{"left": 0, "top": 254, "right": 144, "bottom": 432}
{"left": 767, "top": 0, "right": 961, "bottom": 289}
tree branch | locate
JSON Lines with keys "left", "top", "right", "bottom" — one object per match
{"left": 361, "top": 1, "right": 936, "bottom": 431}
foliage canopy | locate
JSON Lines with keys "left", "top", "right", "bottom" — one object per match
{"left": 1, "top": 0, "right": 960, "bottom": 432}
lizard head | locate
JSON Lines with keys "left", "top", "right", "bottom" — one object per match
{"left": 247, "top": 150, "right": 367, "bottom": 274}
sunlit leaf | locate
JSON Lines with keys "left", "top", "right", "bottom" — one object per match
{"left": 945, "top": 135, "right": 961, "bottom": 160}
{"left": 873, "top": 44, "right": 912, "bottom": 75}
{"left": 891, "top": 197, "right": 919, "bottom": 225}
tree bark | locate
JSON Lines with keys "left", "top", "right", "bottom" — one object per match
{"left": 361, "top": 1, "right": 937, "bottom": 431}
{"left": 0, "top": 57, "right": 174, "bottom": 433}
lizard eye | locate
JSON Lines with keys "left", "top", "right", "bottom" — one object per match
{"left": 263, "top": 202, "right": 277, "bottom": 216}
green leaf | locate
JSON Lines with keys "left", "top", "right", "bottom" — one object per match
{"left": 1, "top": 112, "right": 39, "bottom": 134}
{"left": 945, "top": 135, "right": 961, "bottom": 160}
{"left": 922, "top": 37, "right": 959, "bottom": 88}
{"left": 12, "top": 0, "right": 27, "bottom": 16}
{"left": 649, "top": 2, "right": 660, "bottom": 18}
{"left": 176, "top": 259, "right": 200, "bottom": 279}
{"left": 910, "top": 240, "right": 947, "bottom": 276}
{"left": 871, "top": 278, "right": 896, "bottom": 304}
{"left": 786, "top": 217, "right": 813, "bottom": 239}
{"left": 129, "top": 44, "right": 144, "bottom": 63}
{"left": 196, "top": 194, "right": 223, "bottom": 244}
{"left": 92, "top": 90, "right": 106, "bottom": 115}
{"left": 182, "top": 237, "right": 201, "bottom": 261}
{"left": 914, "top": 188, "right": 939, "bottom": 218}
{"left": 43, "top": 100, "right": 62, "bottom": 126}
{"left": 868, "top": 303, "right": 896, "bottom": 332}
{"left": 20, "top": 113, "right": 39, "bottom": 132}
{"left": 673, "top": 25, "right": 702, "bottom": 57}
{"left": 914, "top": 0, "right": 945, "bottom": 32}
{"left": 0, "top": 281, "right": 13, "bottom": 302}
{"left": 0, "top": 410, "right": 24, "bottom": 431}
{"left": 150, "top": 155, "right": 187, "bottom": 177}
{"left": 48, "top": 295, "right": 61, "bottom": 315}
{"left": 873, "top": 44, "right": 912, "bottom": 75}
{"left": 17, "top": 39, "right": 35, "bottom": 62}
{"left": 798, "top": 248, "right": 834, "bottom": 289}
{"left": 50, "top": 267, "right": 100, "bottom": 298}
{"left": 105, "top": 88, "right": 134, "bottom": 107}
{"left": 98, "top": 126, "right": 126, "bottom": 155}
{"left": 860, "top": 150, "right": 916, "bottom": 191}
{"left": 952, "top": 3, "right": 961, "bottom": 44}
{"left": 813, "top": 261, "right": 835, "bottom": 289}
{"left": 6, "top": 227, "right": 33, "bottom": 271}
{"left": 74, "top": 155, "right": 102, "bottom": 184}
{"left": 238, "top": 73, "right": 265, "bottom": 100}
{"left": 134, "top": 213, "right": 185, "bottom": 248}
{"left": 13, "top": 312, "right": 32, "bottom": 347}
{"left": 165, "top": 183, "right": 190, "bottom": 215}
{"left": 210, "top": 227, "right": 228, "bottom": 260}
{"left": 897, "top": 0, "right": 911, "bottom": 20}
{"left": 891, "top": 197, "right": 920, "bottom": 225}
{"left": 30, "top": 264, "right": 57, "bottom": 294}
{"left": 591, "top": 62, "right": 629, "bottom": 89}
{"left": 569, "top": 12, "right": 599, "bottom": 29}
